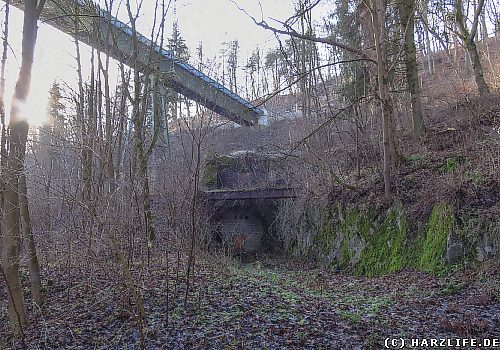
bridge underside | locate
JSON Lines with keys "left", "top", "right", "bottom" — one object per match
{"left": 204, "top": 188, "right": 297, "bottom": 201}
{"left": 10, "top": 0, "right": 263, "bottom": 126}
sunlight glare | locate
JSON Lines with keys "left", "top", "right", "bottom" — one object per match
{"left": 8, "top": 94, "right": 49, "bottom": 127}
{"left": 3, "top": 68, "right": 50, "bottom": 127}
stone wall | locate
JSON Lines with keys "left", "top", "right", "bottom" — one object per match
{"left": 202, "top": 151, "right": 291, "bottom": 190}
{"left": 278, "top": 199, "right": 500, "bottom": 275}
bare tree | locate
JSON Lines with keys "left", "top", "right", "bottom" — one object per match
{"left": 398, "top": 0, "right": 426, "bottom": 137}
{"left": 0, "top": 0, "right": 10, "bottom": 212}
{"left": 19, "top": 172, "right": 42, "bottom": 306}
{"left": 1, "top": 0, "right": 45, "bottom": 332}
{"left": 454, "top": 0, "right": 491, "bottom": 95}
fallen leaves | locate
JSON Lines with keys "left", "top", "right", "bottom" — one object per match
{"left": 0, "top": 256, "right": 498, "bottom": 349}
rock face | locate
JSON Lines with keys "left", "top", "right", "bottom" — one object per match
{"left": 476, "top": 224, "right": 500, "bottom": 262}
{"left": 279, "top": 199, "right": 498, "bottom": 275}
{"left": 445, "top": 232, "right": 464, "bottom": 264}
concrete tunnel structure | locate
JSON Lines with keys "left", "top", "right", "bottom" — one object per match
{"left": 202, "top": 152, "right": 298, "bottom": 253}
{"left": 10, "top": 0, "right": 264, "bottom": 126}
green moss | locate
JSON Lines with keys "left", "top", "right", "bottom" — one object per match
{"left": 340, "top": 232, "right": 350, "bottom": 267}
{"left": 417, "top": 203, "right": 454, "bottom": 273}
{"left": 313, "top": 204, "right": 372, "bottom": 267}
{"left": 403, "top": 153, "right": 427, "bottom": 163}
{"left": 202, "top": 155, "right": 233, "bottom": 187}
{"left": 292, "top": 200, "right": 464, "bottom": 276}
{"left": 202, "top": 162, "right": 218, "bottom": 186}
{"left": 314, "top": 207, "right": 336, "bottom": 254}
{"left": 312, "top": 203, "right": 412, "bottom": 275}
{"left": 439, "top": 282, "right": 467, "bottom": 296}
{"left": 440, "top": 156, "right": 463, "bottom": 173}
{"left": 339, "top": 311, "right": 361, "bottom": 323}
{"left": 336, "top": 206, "right": 371, "bottom": 267}
{"left": 353, "top": 201, "right": 410, "bottom": 276}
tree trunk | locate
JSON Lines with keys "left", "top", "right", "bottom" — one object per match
{"left": 465, "top": 38, "right": 490, "bottom": 96}
{"left": 0, "top": 0, "right": 10, "bottom": 218}
{"left": 74, "top": 18, "right": 92, "bottom": 205}
{"left": 480, "top": 8, "right": 488, "bottom": 40}
{"left": 2, "top": 141, "right": 27, "bottom": 330}
{"left": 19, "top": 172, "right": 42, "bottom": 306}
{"left": 1, "top": 0, "right": 44, "bottom": 332}
{"left": 421, "top": 0, "right": 433, "bottom": 75}
{"left": 399, "top": 0, "right": 425, "bottom": 137}
{"left": 455, "top": 0, "right": 490, "bottom": 96}
{"left": 126, "top": 1, "right": 157, "bottom": 267}
{"left": 371, "top": 0, "right": 394, "bottom": 197}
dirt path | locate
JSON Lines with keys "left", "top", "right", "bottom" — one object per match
{"left": 1, "top": 257, "right": 498, "bottom": 349}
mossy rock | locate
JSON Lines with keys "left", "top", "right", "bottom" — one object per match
{"left": 353, "top": 201, "right": 411, "bottom": 276}
{"left": 314, "top": 209, "right": 334, "bottom": 255}
{"left": 417, "top": 203, "right": 455, "bottom": 273}
{"left": 313, "top": 204, "right": 370, "bottom": 267}
{"left": 202, "top": 155, "right": 234, "bottom": 187}
{"left": 335, "top": 205, "right": 371, "bottom": 268}
{"left": 313, "top": 201, "right": 458, "bottom": 276}
{"left": 286, "top": 198, "right": 495, "bottom": 276}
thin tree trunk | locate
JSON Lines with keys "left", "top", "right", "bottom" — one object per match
{"left": 1, "top": 0, "right": 45, "bottom": 332}
{"left": 421, "top": 0, "right": 433, "bottom": 75}
{"left": 45, "top": 157, "right": 53, "bottom": 229}
{"left": 74, "top": 11, "right": 92, "bottom": 205}
{"left": 2, "top": 153, "right": 27, "bottom": 331}
{"left": 0, "top": 0, "right": 10, "bottom": 217}
{"left": 399, "top": 0, "right": 425, "bottom": 137}
{"left": 126, "top": 0, "right": 156, "bottom": 268}
{"left": 100, "top": 3, "right": 117, "bottom": 196}
{"left": 184, "top": 139, "right": 201, "bottom": 308}
{"left": 371, "top": 0, "right": 393, "bottom": 197}
{"left": 480, "top": 8, "right": 488, "bottom": 40}
{"left": 455, "top": 0, "right": 491, "bottom": 96}
{"left": 465, "top": 38, "right": 490, "bottom": 96}
{"left": 19, "top": 171, "right": 42, "bottom": 306}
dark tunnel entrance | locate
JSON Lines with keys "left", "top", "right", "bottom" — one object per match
{"left": 216, "top": 207, "right": 265, "bottom": 253}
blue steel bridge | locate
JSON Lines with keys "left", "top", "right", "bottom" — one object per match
{"left": 11, "top": 0, "right": 293, "bottom": 253}
{"left": 10, "top": 0, "right": 265, "bottom": 126}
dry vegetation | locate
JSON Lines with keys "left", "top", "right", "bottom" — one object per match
{"left": 0, "top": 0, "right": 499, "bottom": 349}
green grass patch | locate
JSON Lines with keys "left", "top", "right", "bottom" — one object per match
{"left": 403, "top": 153, "right": 427, "bottom": 163}
{"left": 339, "top": 311, "right": 361, "bottom": 323}
{"left": 439, "top": 282, "right": 468, "bottom": 296}
{"left": 440, "top": 156, "right": 463, "bottom": 173}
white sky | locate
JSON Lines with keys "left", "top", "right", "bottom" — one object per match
{"left": 1, "top": 0, "right": 326, "bottom": 126}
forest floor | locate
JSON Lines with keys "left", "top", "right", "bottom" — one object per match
{"left": 1, "top": 254, "right": 498, "bottom": 349}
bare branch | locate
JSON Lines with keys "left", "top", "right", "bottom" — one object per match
{"left": 470, "top": 0, "right": 486, "bottom": 38}
{"left": 228, "top": 0, "right": 376, "bottom": 63}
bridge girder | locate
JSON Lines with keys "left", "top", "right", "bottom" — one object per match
{"left": 10, "top": 0, "right": 263, "bottom": 126}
